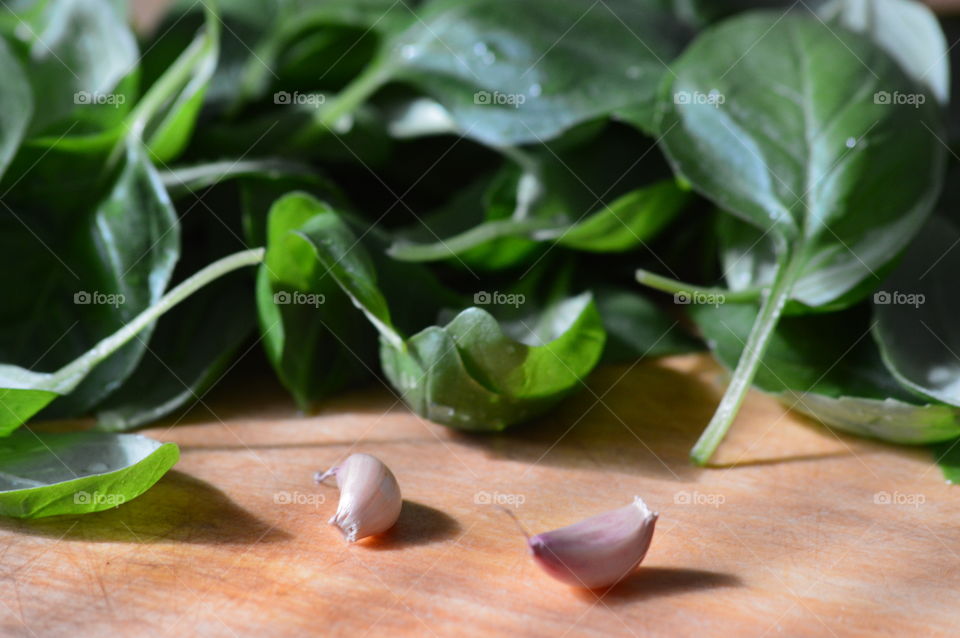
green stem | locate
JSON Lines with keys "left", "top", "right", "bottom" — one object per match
{"left": 636, "top": 269, "right": 762, "bottom": 303}
{"left": 50, "top": 248, "right": 265, "bottom": 393}
{"left": 689, "top": 252, "right": 803, "bottom": 466}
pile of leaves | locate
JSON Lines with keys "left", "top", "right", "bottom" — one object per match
{"left": 1, "top": 0, "right": 959, "bottom": 518}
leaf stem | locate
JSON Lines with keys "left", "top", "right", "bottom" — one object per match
{"left": 50, "top": 248, "right": 265, "bottom": 393}
{"left": 635, "top": 268, "right": 762, "bottom": 302}
{"left": 689, "top": 252, "right": 803, "bottom": 465}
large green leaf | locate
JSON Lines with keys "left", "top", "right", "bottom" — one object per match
{"left": 0, "top": 431, "right": 178, "bottom": 518}
{"left": 652, "top": 11, "right": 944, "bottom": 463}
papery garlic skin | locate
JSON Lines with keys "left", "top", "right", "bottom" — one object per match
{"left": 529, "top": 496, "right": 658, "bottom": 589}
{"left": 315, "top": 453, "right": 402, "bottom": 542}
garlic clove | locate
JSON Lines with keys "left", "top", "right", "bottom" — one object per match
{"left": 315, "top": 453, "right": 402, "bottom": 542}
{"left": 528, "top": 496, "right": 658, "bottom": 589}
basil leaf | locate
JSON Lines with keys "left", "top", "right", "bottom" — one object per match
{"left": 0, "top": 431, "right": 178, "bottom": 518}
{"left": 42, "top": 143, "right": 180, "bottom": 417}
{"left": 386, "top": 0, "right": 688, "bottom": 144}
{"left": 382, "top": 293, "right": 605, "bottom": 430}
{"left": 0, "top": 37, "right": 31, "bottom": 181}
{"left": 690, "top": 302, "right": 960, "bottom": 444}
{"left": 256, "top": 195, "right": 379, "bottom": 409}
{"left": 0, "top": 248, "right": 264, "bottom": 436}
{"left": 127, "top": 3, "right": 220, "bottom": 162}
{"left": 654, "top": 11, "right": 944, "bottom": 463}
{"left": 872, "top": 217, "right": 960, "bottom": 407}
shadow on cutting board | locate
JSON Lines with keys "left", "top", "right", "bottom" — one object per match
{"left": 360, "top": 500, "right": 461, "bottom": 550}
{"left": 0, "top": 470, "right": 291, "bottom": 545}
{"left": 450, "top": 355, "right": 870, "bottom": 477}
{"left": 582, "top": 567, "right": 742, "bottom": 605}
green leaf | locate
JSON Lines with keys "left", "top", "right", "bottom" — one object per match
{"left": 257, "top": 193, "right": 382, "bottom": 408}
{"left": 654, "top": 11, "right": 945, "bottom": 463}
{"left": 872, "top": 217, "right": 960, "bottom": 407}
{"left": 0, "top": 431, "right": 178, "bottom": 518}
{"left": 305, "top": 0, "right": 688, "bottom": 145}
{"left": 39, "top": 143, "right": 181, "bottom": 417}
{"left": 385, "top": 0, "right": 688, "bottom": 144}
{"left": 126, "top": 3, "right": 220, "bottom": 162}
{"left": 0, "top": 248, "right": 264, "bottom": 436}
{"left": 382, "top": 293, "right": 606, "bottom": 430}
{"left": 0, "top": 37, "right": 31, "bottom": 181}
{"left": 690, "top": 302, "right": 960, "bottom": 444}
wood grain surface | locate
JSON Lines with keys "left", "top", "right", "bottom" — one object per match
{"left": 1, "top": 354, "right": 957, "bottom": 637}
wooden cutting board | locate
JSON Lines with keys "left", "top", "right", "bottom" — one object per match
{"left": 1, "top": 353, "right": 957, "bottom": 637}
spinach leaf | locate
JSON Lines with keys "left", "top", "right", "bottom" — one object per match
{"left": 0, "top": 431, "right": 178, "bottom": 518}
{"left": 690, "top": 302, "right": 960, "bottom": 444}
{"left": 653, "top": 11, "right": 945, "bottom": 464}
{"left": 0, "top": 37, "right": 31, "bottom": 181}
{"left": 872, "top": 217, "right": 960, "bottom": 407}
